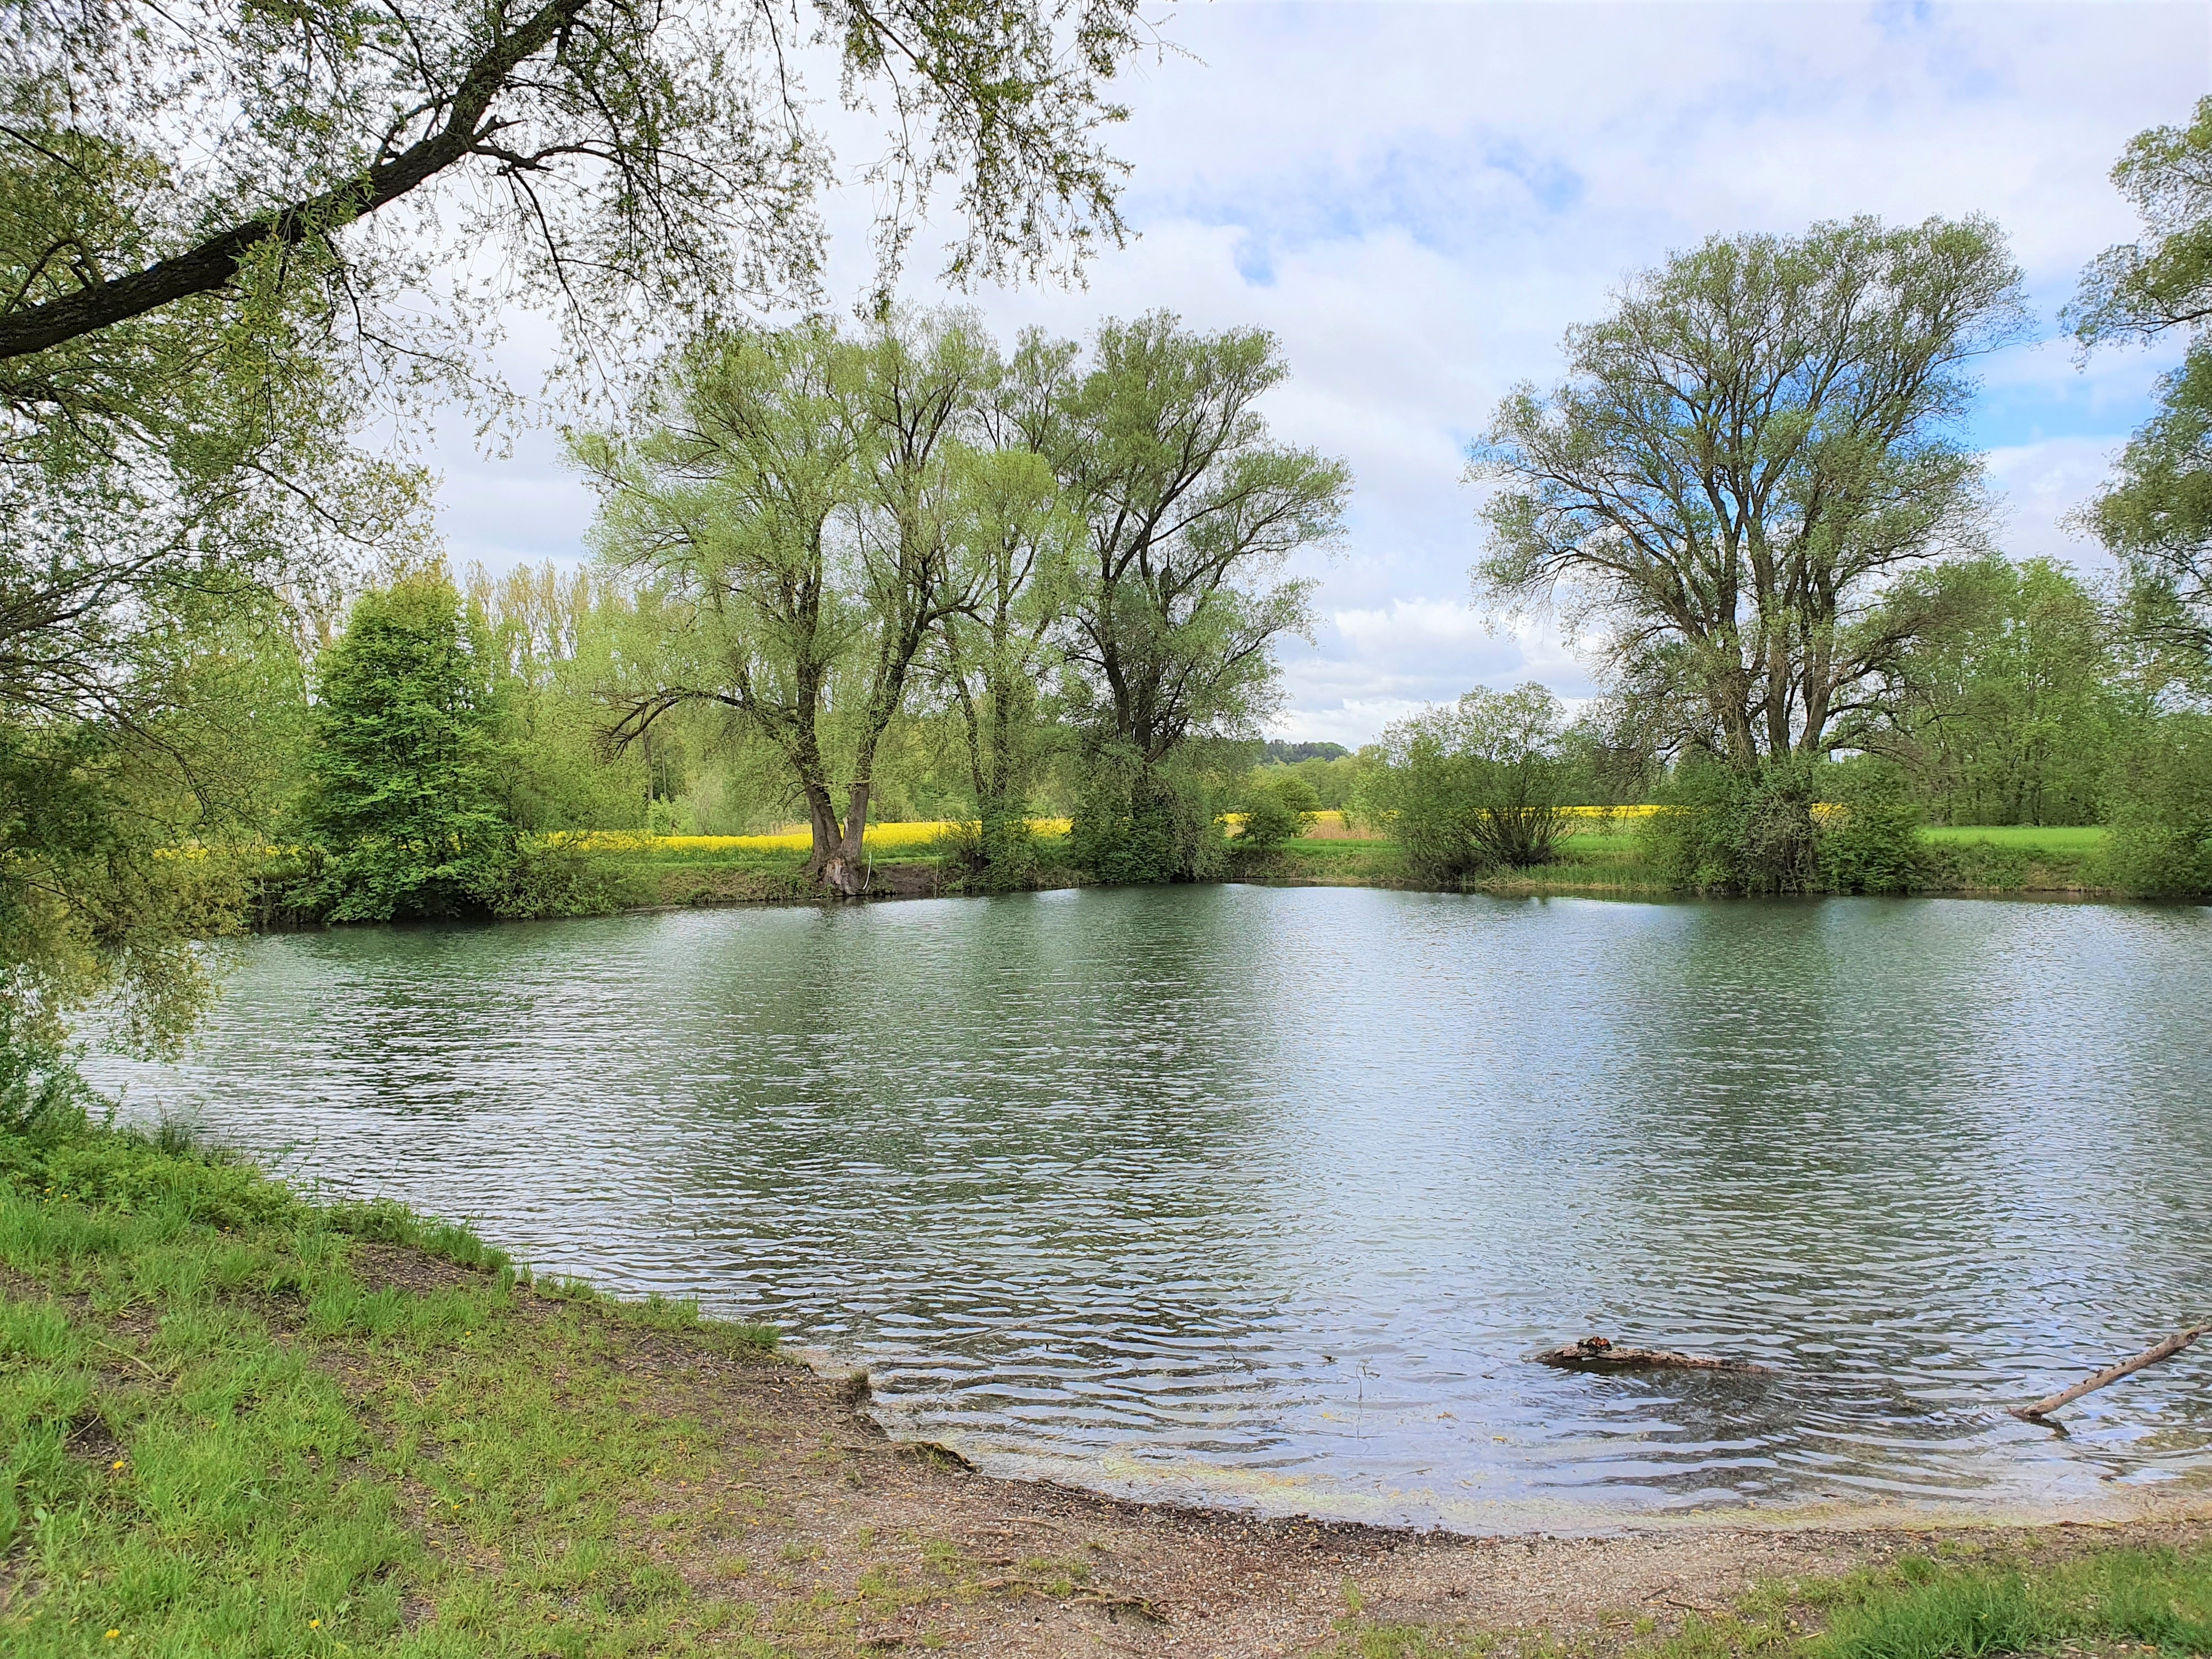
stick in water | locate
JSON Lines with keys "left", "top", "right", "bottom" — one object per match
{"left": 2010, "top": 1324, "right": 2210, "bottom": 1420}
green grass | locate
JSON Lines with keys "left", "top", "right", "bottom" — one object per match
{"left": 1333, "top": 1538, "right": 2212, "bottom": 1659}
{"left": 1920, "top": 825, "right": 2107, "bottom": 851}
{"left": 0, "top": 1121, "right": 789, "bottom": 1656}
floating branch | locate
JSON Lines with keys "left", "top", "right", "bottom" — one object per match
{"left": 2010, "top": 1324, "right": 2209, "bottom": 1421}
{"left": 1532, "top": 1335, "right": 1773, "bottom": 1374}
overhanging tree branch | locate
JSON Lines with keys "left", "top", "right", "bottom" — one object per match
{"left": 0, "top": 0, "right": 589, "bottom": 364}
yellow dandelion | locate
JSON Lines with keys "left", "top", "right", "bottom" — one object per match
{"left": 105, "top": 1631, "right": 119, "bottom": 1641}
{"left": 111, "top": 1459, "right": 126, "bottom": 1470}
{"left": 310, "top": 1618, "right": 321, "bottom": 1629}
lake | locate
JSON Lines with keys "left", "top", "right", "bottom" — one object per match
{"left": 84, "top": 887, "right": 2212, "bottom": 1532}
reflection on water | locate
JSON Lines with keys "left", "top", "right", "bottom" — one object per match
{"left": 84, "top": 888, "right": 2212, "bottom": 1530}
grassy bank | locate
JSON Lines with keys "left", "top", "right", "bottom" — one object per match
{"left": 3, "top": 1122, "right": 2207, "bottom": 1656}
{"left": 1230, "top": 821, "right": 2115, "bottom": 902}
{"left": 234, "top": 816, "right": 2158, "bottom": 925}
{"left": 548, "top": 819, "right": 2130, "bottom": 915}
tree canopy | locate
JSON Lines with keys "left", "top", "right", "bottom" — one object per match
{"left": 2075, "top": 98, "right": 2212, "bottom": 652}
{"left": 298, "top": 572, "right": 516, "bottom": 920}
{"left": 1471, "top": 215, "right": 2028, "bottom": 769}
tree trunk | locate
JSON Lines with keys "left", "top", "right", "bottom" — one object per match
{"left": 803, "top": 786, "right": 843, "bottom": 878}
{"left": 820, "top": 781, "right": 872, "bottom": 897}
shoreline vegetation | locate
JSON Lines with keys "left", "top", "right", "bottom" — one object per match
{"left": 325, "top": 813, "right": 2139, "bottom": 924}
{"left": 2, "top": 1121, "right": 2208, "bottom": 1656}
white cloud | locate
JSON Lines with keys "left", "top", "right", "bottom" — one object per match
{"left": 1984, "top": 434, "right": 2129, "bottom": 568}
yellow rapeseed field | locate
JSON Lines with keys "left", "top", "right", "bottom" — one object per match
{"left": 555, "top": 819, "right": 1075, "bottom": 855}
{"left": 560, "top": 806, "right": 1667, "bottom": 855}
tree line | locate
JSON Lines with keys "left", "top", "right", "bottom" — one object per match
{"left": 1376, "top": 133, "right": 2212, "bottom": 899}
{"left": 1, "top": 307, "right": 1345, "bottom": 933}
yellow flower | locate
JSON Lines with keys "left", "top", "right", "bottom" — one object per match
{"left": 105, "top": 1632, "right": 119, "bottom": 1641}
{"left": 310, "top": 1618, "right": 322, "bottom": 1629}
{"left": 111, "top": 1459, "right": 126, "bottom": 1470}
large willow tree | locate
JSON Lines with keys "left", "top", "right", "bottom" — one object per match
{"left": 1050, "top": 314, "right": 1350, "bottom": 880}
{"left": 578, "top": 313, "right": 991, "bottom": 895}
{"left": 1471, "top": 216, "right": 2028, "bottom": 768}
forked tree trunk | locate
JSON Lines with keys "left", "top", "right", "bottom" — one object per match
{"left": 819, "top": 781, "right": 872, "bottom": 897}
{"left": 802, "top": 785, "right": 843, "bottom": 879}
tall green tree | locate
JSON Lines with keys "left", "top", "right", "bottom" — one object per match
{"left": 580, "top": 313, "right": 991, "bottom": 893}
{"left": 468, "top": 562, "right": 658, "bottom": 832}
{"left": 1472, "top": 216, "right": 2028, "bottom": 769}
{"left": 2074, "top": 98, "right": 2212, "bottom": 652}
{"left": 1051, "top": 314, "right": 1350, "bottom": 880}
{"left": 298, "top": 572, "right": 516, "bottom": 920}
{"left": 928, "top": 441, "right": 1078, "bottom": 882}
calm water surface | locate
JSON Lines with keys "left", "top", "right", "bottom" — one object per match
{"left": 86, "top": 888, "right": 2212, "bottom": 1531}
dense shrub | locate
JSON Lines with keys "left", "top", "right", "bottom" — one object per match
{"left": 933, "top": 811, "right": 1041, "bottom": 891}
{"left": 1643, "top": 758, "right": 1824, "bottom": 895}
{"left": 1819, "top": 764, "right": 1927, "bottom": 894}
{"left": 2101, "top": 715, "right": 2212, "bottom": 897}
{"left": 1235, "top": 769, "right": 1321, "bottom": 853}
{"left": 1365, "top": 685, "right": 1571, "bottom": 883}
{"left": 1068, "top": 747, "right": 1226, "bottom": 884}
{"left": 1647, "top": 758, "right": 1929, "bottom": 895}
{"left": 489, "top": 840, "right": 637, "bottom": 918}
{"left": 0, "top": 1006, "right": 91, "bottom": 1136}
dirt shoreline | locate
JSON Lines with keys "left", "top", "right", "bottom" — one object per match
{"left": 426, "top": 1244, "right": 2205, "bottom": 1658}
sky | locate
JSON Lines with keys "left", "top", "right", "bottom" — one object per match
{"left": 428, "top": 0, "right": 2210, "bottom": 748}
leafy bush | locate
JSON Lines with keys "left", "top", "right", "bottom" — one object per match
{"left": 1819, "top": 764, "right": 1926, "bottom": 895}
{"left": 1367, "top": 685, "right": 1571, "bottom": 882}
{"left": 933, "top": 811, "right": 1041, "bottom": 891}
{"left": 2101, "top": 714, "right": 2212, "bottom": 898}
{"left": 0, "top": 1005, "right": 91, "bottom": 1137}
{"left": 1644, "top": 757, "right": 1824, "bottom": 895}
{"left": 489, "top": 840, "right": 637, "bottom": 918}
{"left": 1068, "top": 746, "right": 1226, "bottom": 884}
{"left": 1235, "top": 769, "right": 1321, "bottom": 853}
{"left": 1648, "top": 758, "right": 1929, "bottom": 895}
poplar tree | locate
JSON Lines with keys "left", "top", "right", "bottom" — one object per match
{"left": 300, "top": 573, "right": 516, "bottom": 919}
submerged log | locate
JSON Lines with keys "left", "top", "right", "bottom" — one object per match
{"left": 2010, "top": 1323, "right": 2209, "bottom": 1421}
{"left": 1532, "top": 1335, "right": 1773, "bottom": 1374}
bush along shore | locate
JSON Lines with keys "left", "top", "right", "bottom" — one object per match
{"left": 3, "top": 1118, "right": 2209, "bottom": 1657}
{"left": 239, "top": 814, "right": 2168, "bottom": 926}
